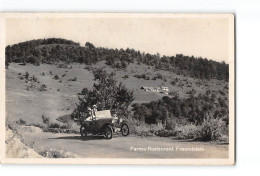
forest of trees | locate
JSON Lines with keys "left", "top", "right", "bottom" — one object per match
{"left": 5, "top": 38, "right": 229, "bottom": 81}
{"left": 132, "top": 91, "right": 228, "bottom": 126}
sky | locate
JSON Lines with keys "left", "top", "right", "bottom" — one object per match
{"left": 6, "top": 17, "right": 231, "bottom": 62}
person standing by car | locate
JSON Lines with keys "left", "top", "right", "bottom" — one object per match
{"left": 92, "top": 105, "right": 98, "bottom": 120}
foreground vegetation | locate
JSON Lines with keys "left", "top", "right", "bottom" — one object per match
{"left": 71, "top": 68, "right": 228, "bottom": 142}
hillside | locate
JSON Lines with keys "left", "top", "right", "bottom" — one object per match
{"left": 6, "top": 38, "right": 229, "bottom": 142}
{"left": 5, "top": 38, "right": 229, "bottom": 81}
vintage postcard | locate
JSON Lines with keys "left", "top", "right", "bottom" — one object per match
{"left": 0, "top": 13, "right": 235, "bottom": 165}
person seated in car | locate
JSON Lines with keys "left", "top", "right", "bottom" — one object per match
{"left": 84, "top": 107, "right": 94, "bottom": 121}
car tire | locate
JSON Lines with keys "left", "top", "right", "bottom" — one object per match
{"left": 80, "top": 125, "right": 88, "bottom": 137}
{"left": 104, "top": 125, "right": 113, "bottom": 139}
{"left": 121, "top": 123, "right": 130, "bottom": 136}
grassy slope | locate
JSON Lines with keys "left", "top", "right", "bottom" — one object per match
{"left": 6, "top": 61, "right": 228, "bottom": 126}
{"left": 6, "top": 63, "right": 94, "bottom": 125}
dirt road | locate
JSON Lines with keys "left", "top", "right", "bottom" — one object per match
{"left": 22, "top": 132, "right": 228, "bottom": 158}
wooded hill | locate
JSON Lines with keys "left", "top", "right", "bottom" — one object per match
{"left": 5, "top": 38, "right": 229, "bottom": 81}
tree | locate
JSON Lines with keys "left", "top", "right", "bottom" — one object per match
{"left": 71, "top": 68, "right": 134, "bottom": 119}
{"left": 85, "top": 42, "right": 95, "bottom": 50}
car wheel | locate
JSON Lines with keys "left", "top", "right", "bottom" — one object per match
{"left": 104, "top": 125, "right": 113, "bottom": 139}
{"left": 121, "top": 123, "right": 129, "bottom": 136}
{"left": 80, "top": 125, "right": 88, "bottom": 137}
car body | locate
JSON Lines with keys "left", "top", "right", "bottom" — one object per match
{"left": 78, "top": 110, "right": 129, "bottom": 139}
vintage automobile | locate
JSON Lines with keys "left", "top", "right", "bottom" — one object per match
{"left": 78, "top": 110, "right": 130, "bottom": 139}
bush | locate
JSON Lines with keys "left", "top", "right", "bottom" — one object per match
{"left": 171, "top": 80, "right": 176, "bottom": 86}
{"left": 122, "top": 75, "right": 129, "bottom": 79}
{"left": 26, "top": 83, "right": 37, "bottom": 91}
{"left": 128, "top": 118, "right": 164, "bottom": 136}
{"left": 84, "top": 66, "right": 91, "bottom": 70}
{"left": 165, "top": 118, "right": 176, "bottom": 130}
{"left": 32, "top": 75, "right": 38, "bottom": 82}
{"left": 57, "top": 63, "right": 68, "bottom": 68}
{"left": 25, "top": 71, "right": 29, "bottom": 79}
{"left": 134, "top": 74, "right": 150, "bottom": 80}
{"left": 155, "top": 129, "right": 177, "bottom": 137}
{"left": 218, "top": 89, "right": 226, "bottom": 96}
{"left": 16, "top": 119, "right": 27, "bottom": 125}
{"left": 168, "top": 91, "right": 178, "bottom": 97}
{"left": 69, "top": 77, "right": 77, "bottom": 81}
{"left": 49, "top": 123, "right": 60, "bottom": 129}
{"left": 71, "top": 77, "right": 77, "bottom": 81}
{"left": 195, "top": 118, "right": 226, "bottom": 141}
{"left": 54, "top": 75, "right": 59, "bottom": 80}
{"left": 175, "top": 124, "right": 198, "bottom": 139}
{"left": 39, "top": 84, "right": 47, "bottom": 91}
{"left": 41, "top": 115, "right": 50, "bottom": 125}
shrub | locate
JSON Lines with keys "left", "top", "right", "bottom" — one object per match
{"left": 32, "top": 75, "right": 38, "bottom": 82}
{"left": 84, "top": 66, "right": 91, "bottom": 70}
{"left": 39, "top": 84, "right": 47, "bottom": 91}
{"left": 171, "top": 80, "right": 176, "bottom": 86}
{"left": 186, "top": 89, "right": 196, "bottom": 95}
{"left": 195, "top": 118, "right": 225, "bottom": 141}
{"left": 71, "top": 77, "right": 77, "bottom": 81}
{"left": 25, "top": 71, "right": 29, "bottom": 79}
{"left": 69, "top": 77, "right": 77, "bottom": 81}
{"left": 127, "top": 118, "right": 163, "bottom": 136}
{"left": 175, "top": 124, "right": 198, "bottom": 139}
{"left": 49, "top": 123, "right": 60, "bottom": 129}
{"left": 218, "top": 89, "right": 226, "bottom": 96}
{"left": 57, "top": 63, "right": 68, "bottom": 68}
{"left": 26, "top": 83, "right": 37, "bottom": 91}
{"left": 54, "top": 75, "right": 59, "bottom": 80}
{"left": 60, "top": 124, "right": 71, "bottom": 129}
{"left": 134, "top": 74, "right": 150, "bottom": 80}
{"left": 122, "top": 75, "right": 129, "bottom": 79}
{"left": 41, "top": 115, "right": 50, "bottom": 125}
{"left": 16, "top": 119, "right": 27, "bottom": 125}
{"left": 168, "top": 91, "right": 178, "bottom": 97}
{"left": 165, "top": 118, "right": 176, "bottom": 130}
{"left": 155, "top": 129, "right": 177, "bottom": 137}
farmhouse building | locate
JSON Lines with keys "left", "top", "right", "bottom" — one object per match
{"left": 141, "top": 86, "right": 169, "bottom": 94}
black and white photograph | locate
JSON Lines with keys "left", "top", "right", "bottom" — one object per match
{"left": 0, "top": 13, "right": 235, "bottom": 165}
